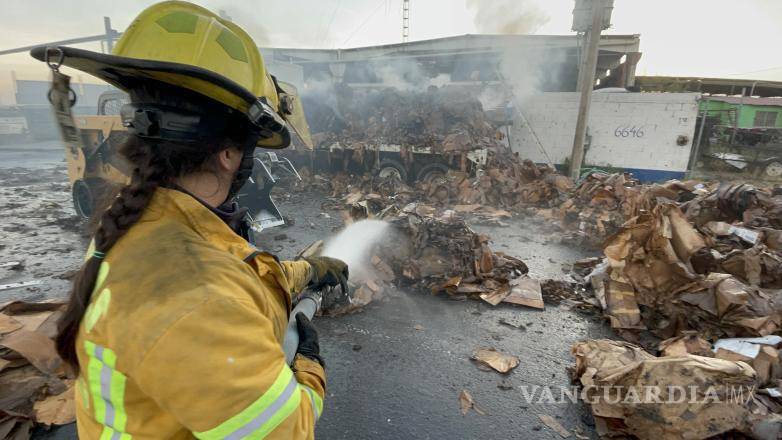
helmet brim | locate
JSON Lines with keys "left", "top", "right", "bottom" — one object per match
{"left": 30, "top": 46, "right": 289, "bottom": 149}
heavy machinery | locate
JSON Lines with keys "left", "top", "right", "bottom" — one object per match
{"left": 61, "top": 82, "right": 311, "bottom": 232}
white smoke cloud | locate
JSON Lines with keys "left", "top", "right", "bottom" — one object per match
{"left": 465, "top": 0, "right": 558, "bottom": 108}
{"left": 466, "top": 0, "right": 550, "bottom": 35}
{"left": 374, "top": 63, "right": 452, "bottom": 92}
{"left": 499, "top": 47, "right": 564, "bottom": 106}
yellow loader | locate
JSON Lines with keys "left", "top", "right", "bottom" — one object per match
{"left": 60, "top": 81, "right": 311, "bottom": 230}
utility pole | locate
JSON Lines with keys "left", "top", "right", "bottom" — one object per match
{"left": 402, "top": 0, "right": 410, "bottom": 42}
{"left": 568, "top": 0, "right": 605, "bottom": 179}
{"left": 103, "top": 17, "right": 115, "bottom": 53}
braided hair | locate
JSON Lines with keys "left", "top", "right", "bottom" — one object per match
{"left": 57, "top": 86, "right": 254, "bottom": 371}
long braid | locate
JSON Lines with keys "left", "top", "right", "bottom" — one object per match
{"left": 56, "top": 137, "right": 165, "bottom": 370}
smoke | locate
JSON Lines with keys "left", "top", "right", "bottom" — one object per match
{"left": 466, "top": 0, "right": 550, "bottom": 35}
{"left": 463, "top": 0, "right": 563, "bottom": 107}
{"left": 429, "top": 74, "right": 451, "bottom": 88}
{"left": 300, "top": 72, "right": 347, "bottom": 134}
{"left": 208, "top": 2, "right": 271, "bottom": 46}
{"left": 500, "top": 47, "right": 566, "bottom": 106}
{"left": 374, "top": 62, "right": 451, "bottom": 92}
{"left": 477, "top": 87, "right": 508, "bottom": 110}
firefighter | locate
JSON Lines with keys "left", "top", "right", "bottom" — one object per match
{"left": 31, "top": 2, "right": 347, "bottom": 438}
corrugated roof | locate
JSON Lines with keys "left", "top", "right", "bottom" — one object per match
{"left": 705, "top": 96, "right": 782, "bottom": 107}
{"left": 636, "top": 76, "right": 782, "bottom": 98}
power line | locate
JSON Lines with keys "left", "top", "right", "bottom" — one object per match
{"left": 322, "top": 0, "right": 342, "bottom": 47}
{"left": 341, "top": 0, "right": 388, "bottom": 47}
{"left": 724, "top": 66, "right": 782, "bottom": 77}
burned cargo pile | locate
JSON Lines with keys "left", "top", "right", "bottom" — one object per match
{"left": 294, "top": 84, "right": 586, "bottom": 221}
{"left": 312, "top": 205, "right": 540, "bottom": 316}
{"left": 570, "top": 339, "right": 778, "bottom": 439}
{"left": 420, "top": 158, "right": 574, "bottom": 210}
{"left": 288, "top": 90, "right": 782, "bottom": 438}
{"left": 292, "top": 152, "right": 574, "bottom": 217}
{"left": 588, "top": 183, "right": 782, "bottom": 340}
{"left": 571, "top": 183, "right": 782, "bottom": 439}
{"left": 380, "top": 207, "right": 531, "bottom": 301}
{"left": 307, "top": 87, "right": 503, "bottom": 152}
{"left": 535, "top": 172, "right": 714, "bottom": 244}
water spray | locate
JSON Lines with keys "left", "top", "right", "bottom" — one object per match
{"left": 282, "top": 219, "right": 390, "bottom": 364}
{"left": 322, "top": 219, "right": 390, "bottom": 278}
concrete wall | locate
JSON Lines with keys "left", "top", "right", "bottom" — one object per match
{"left": 509, "top": 92, "right": 700, "bottom": 180}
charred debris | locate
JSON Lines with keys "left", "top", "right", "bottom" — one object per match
{"left": 6, "top": 88, "right": 782, "bottom": 438}
{"left": 276, "top": 87, "right": 782, "bottom": 438}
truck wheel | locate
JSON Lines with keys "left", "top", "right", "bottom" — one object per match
{"left": 72, "top": 180, "right": 94, "bottom": 220}
{"left": 376, "top": 158, "right": 408, "bottom": 182}
{"left": 765, "top": 161, "right": 782, "bottom": 179}
{"left": 416, "top": 163, "right": 450, "bottom": 182}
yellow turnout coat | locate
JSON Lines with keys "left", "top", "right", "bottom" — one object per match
{"left": 74, "top": 187, "right": 324, "bottom": 439}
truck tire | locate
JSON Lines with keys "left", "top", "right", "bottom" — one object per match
{"left": 765, "top": 161, "right": 782, "bottom": 179}
{"left": 416, "top": 163, "right": 450, "bottom": 182}
{"left": 72, "top": 179, "right": 95, "bottom": 220}
{"left": 376, "top": 158, "right": 408, "bottom": 182}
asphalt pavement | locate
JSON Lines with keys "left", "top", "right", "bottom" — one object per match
{"left": 1, "top": 142, "right": 613, "bottom": 439}
{"left": 257, "top": 192, "right": 610, "bottom": 440}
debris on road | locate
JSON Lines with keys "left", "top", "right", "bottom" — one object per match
{"left": 538, "top": 414, "right": 571, "bottom": 439}
{"left": 458, "top": 389, "right": 486, "bottom": 416}
{"left": 497, "top": 378, "right": 514, "bottom": 390}
{"left": 658, "top": 333, "right": 714, "bottom": 357}
{"left": 471, "top": 347, "right": 519, "bottom": 374}
{"left": 33, "top": 385, "right": 75, "bottom": 426}
{"left": 540, "top": 279, "right": 598, "bottom": 311}
{"left": 500, "top": 277, "right": 544, "bottom": 309}
{"left": 712, "top": 335, "right": 782, "bottom": 386}
{"left": 379, "top": 210, "right": 533, "bottom": 305}
{"left": 0, "top": 300, "right": 73, "bottom": 437}
{"left": 591, "top": 198, "right": 782, "bottom": 339}
{"left": 571, "top": 339, "right": 761, "bottom": 439}
{"left": 288, "top": 139, "right": 782, "bottom": 436}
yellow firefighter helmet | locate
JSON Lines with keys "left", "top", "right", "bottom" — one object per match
{"left": 31, "top": 1, "right": 292, "bottom": 148}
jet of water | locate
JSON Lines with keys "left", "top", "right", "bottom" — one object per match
{"left": 321, "top": 219, "right": 389, "bottom": 278}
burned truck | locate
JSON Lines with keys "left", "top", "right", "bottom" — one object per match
{"left": 283, "top": 86, "right": 508, "bottom": 183}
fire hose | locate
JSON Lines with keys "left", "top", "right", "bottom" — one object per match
{"left": 282, "top": 284, "right": 351, "bottom": 365}
{"left": 281, "top": 289, "right": 322, "bottom": 364}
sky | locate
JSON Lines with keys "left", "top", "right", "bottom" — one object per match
{"left": 1, "top": 0, "right": 781, "bottom": 104}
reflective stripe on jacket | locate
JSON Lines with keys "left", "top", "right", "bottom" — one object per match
{"left": 75, "top": 187, "right": 324, "bottom": 439}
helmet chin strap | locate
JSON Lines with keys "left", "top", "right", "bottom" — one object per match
{"left": 227, "top": 142, "right": 257, "bottom": 203}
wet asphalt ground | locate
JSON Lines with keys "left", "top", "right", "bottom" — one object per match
{"left": 258, "top": 192, "right": 611, "bottom": 440}
{"left": 2, "top": 141, "right": 614, "bottom": 439}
